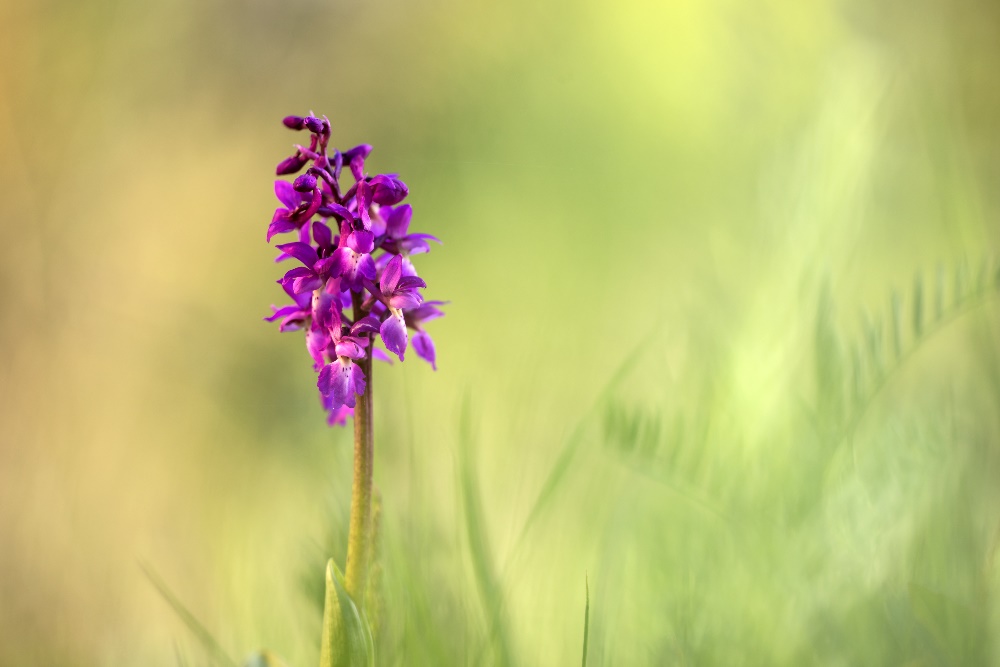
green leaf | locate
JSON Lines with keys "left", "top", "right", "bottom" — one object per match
{"left": 319, "top": 559, "right": 374, "bottom": 667}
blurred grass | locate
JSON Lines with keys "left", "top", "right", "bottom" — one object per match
{"left": 2, "top": 0, "right": 1000, "bottom": 664}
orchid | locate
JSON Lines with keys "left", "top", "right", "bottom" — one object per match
{"left": 260, "top": 111, "right": 450, "bottom": 666}
{"left": 262, "top": 111, "right": 445, "bottom": 425}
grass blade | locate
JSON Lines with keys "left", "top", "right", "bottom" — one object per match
{"left": 139, "top": 561, "right": 238, "bottom": 667}
{"left": 459, "top": 394, "right": 515, "bottom": 666}
{"left": 581, "top": 575, "right": 590, "bottom": 667}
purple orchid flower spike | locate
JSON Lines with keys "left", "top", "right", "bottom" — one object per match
{"left": 264, "top": 113, "right": 450, "bottom": 655}
{"left": 264, "top": 111, "right": 446, "bottom": 427}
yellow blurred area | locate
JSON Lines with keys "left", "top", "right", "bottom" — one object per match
{"left": 1, "top": 0, "right": 999, "bottom": 664}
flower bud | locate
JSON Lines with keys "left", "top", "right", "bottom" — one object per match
{"left": 276, "top": 153, "right": 307, "bottom": 175}
{"left": 293, "top": 173, "right": 317, "bottom": 192}
{"left": 282, "top": 115, "right": 306, "bottom": 130}
{"left": 370, "top": 175, "right": 409, "bottom": 205}
{"left": 304, "top": 116, "right": 325, "bottom": 134}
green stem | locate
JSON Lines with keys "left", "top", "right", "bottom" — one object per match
{"left": 345, "top": 291, "right": 374, "bottom": 605}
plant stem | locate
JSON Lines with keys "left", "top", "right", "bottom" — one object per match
{"left": 345, "top": 291, "right": 374, "bottom": 605}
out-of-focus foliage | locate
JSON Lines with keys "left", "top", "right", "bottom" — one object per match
{"left": 1, "top": 0, "right": 999, "bottom": 665}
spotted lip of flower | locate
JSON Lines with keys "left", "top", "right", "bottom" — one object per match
{"left": 316, "top": 313, "right": 380, "bottom": 409}
{"left": 318, "top": 358, "right": 366, "bottom": 409}
{"left": 267, "top": 180, "right": 322, "bottom": 241}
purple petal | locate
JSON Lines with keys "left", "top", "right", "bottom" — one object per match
{"left": 399, "top": 233, "right": 440, "bottom": 255}
{"left": 320, "top": 202, "right": 354, "bottom": 222}
{"left": 313, "top": 256, "right": 339, "bottom": 279}
{"left": 351, "top": 315, "right": 381, "bottom": 335}
{"left": 275, "top": 242, "right": 319, "bottom": 268}
{"left": 342, "top": 144, "right": 373, "bottom": 164}
{"left": 301, "top": 187, "right": 323, "bottom": 221}
{"left": 318, "top": 359, "right": 364, "bottom": 408}
{"left": 331, "top": 150, "right": 343, "bottom": 180}
{"left": 357, "top": 253, "right": 377, "bottom": 281}
{"left": 356, "top": 180, "right": 373, "bottom": 230}
{"left": 349, "top": 362, "right": 367, "bottom": 397}
{"left": 328, "top": 247, "right": 353, "bottom": 280}
{"left": 275, "top": 180, "right": 300, "bottom": 209}
{"left": 317, "top": 362, "right": 344, "bottom": 403}
{"left": 264, "top": 304, "right": 301, "bottom": 322}
{"left": 293, "top": 274, "right": 323, "bottom": 294}
{"left": 335, "top": 340, "right": 366, "bottom": 360}
{"left": 380, "top": 310, "right": 408, "bottom": 360}
{"left": 307, "top": 328, "right": 330, "bottom": 370}
{"left": 313, "top": 289, "right": 341, "bottom": 331}
{"left": 348, "top": 230, "right": 375, "bottom": 254}
{"left": 293, "top": 287, "right": 313, "bottom": 310}
{"left": 386, "top": 204, "right": 412, "bottom": 238}
{"left": 326, "top": 403, "right": 353, "bottom": 427}
{"left": 279, "top": 315, "right": 308, "bottom": 332}
{"left": 407, "top": 301, "right": 447, "bottom": 326}
{"left": 412, "top": 331, "right": 437, "bottom": 370}
{"left": 397, "top": 275, "right": 427, "bottom": 290}
{"left": 267, "top": 216, "right": 297, "bottom": 242}
{"left": 312, "top": 221, "right": 333, "bottom": 250}
{"left": 280, "top": 265, "right": 313, "bottom": 284}
{"left": 371, "top": 347, "right": 394, "bottom": 365}
{"left": 388, "top": 292, "right": 422, "bottom": 310}
{"left": 349, "top": 155, "right": 366, "bottom": 182}
{"left": 380, "top": 254, "right": 403, "bottom": 294}
{"left": 369, "top": 208, "right": 387, "bottom": 237}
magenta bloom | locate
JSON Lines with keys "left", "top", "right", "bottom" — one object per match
{"left": 268, "top": 180, "right": 322, "bottom": 242}
{"left": 407, "top": 301, "right": 446, "bottom": 370}
{"left": 263, "top": 113, "right": 446, "bottom": 425}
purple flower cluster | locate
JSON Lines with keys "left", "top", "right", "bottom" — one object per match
{"left": 264, "top": 113, "right": 445, "bottom": 426}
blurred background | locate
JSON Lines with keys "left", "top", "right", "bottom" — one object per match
{"left": 2, "top": 0, "right": 1000, "bottom": 664}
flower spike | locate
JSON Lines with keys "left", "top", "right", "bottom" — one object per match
{"left": 264, "top": 112, "right": 446, "bottom": 425}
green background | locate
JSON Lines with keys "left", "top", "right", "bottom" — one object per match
{"left": 2, "top": 0, "right": 999, "bottom": 664}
